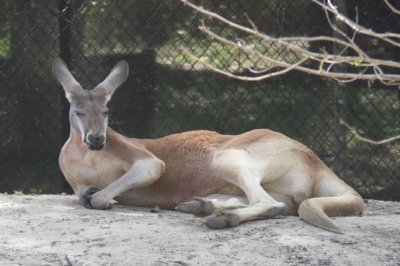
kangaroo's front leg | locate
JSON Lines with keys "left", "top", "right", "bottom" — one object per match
{"left": 88, "top": 158, "right": 165, "bottom": 209}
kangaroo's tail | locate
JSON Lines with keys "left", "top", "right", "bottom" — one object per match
{"left": 299, "top": 174, "right": 365, "bottom": 234}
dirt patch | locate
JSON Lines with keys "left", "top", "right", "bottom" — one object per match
{"left": 0, "top": 194, "right": 399, "bottom": 265}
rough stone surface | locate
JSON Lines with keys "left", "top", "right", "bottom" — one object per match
{"left": 1, "top": 194, "right": 399, "bottom": 266}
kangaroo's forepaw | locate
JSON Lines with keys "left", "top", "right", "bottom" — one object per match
{"left": 81, "top": 186, "right": 112, "bottom": 210}
{"left": 175, "top": 197, "right": 214, "bottom": 216}
{"left": 81, "top": 186, "right": 100, "bottom": 209}
{"left": 90, "top": 194, "right": 112, "bottom": 210}
{"left": 204, "top": 213, "right": 240, "bottom": 229}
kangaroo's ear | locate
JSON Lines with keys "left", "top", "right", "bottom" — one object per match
{"left": 94, "top": 60, "right": 129, "bottom": 101}
{"left": 52, "top": 58, "right": 82, "bottom": 102}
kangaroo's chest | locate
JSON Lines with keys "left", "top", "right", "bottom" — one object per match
{"left": 60, "top": 149, "right": 131, "bottom": 190}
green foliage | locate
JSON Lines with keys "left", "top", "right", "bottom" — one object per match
{"left": 0, "top": 0, "right": 11, "bottom": 58}
{"left": 0, "top": 34, "right": 10, "bottom": 58}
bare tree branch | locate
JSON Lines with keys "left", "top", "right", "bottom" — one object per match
{"left": 313, "top": 0, "right": 400, "bottom": 48}
{"left": 179, "top": 0, "right": 400, "bottom": 144}
{"left": 183, "top": 47, "right": 308, "bottom": 81}
{"left": 340, "top": 119, "right": 400, "bottom": 145}
{"left": 180, "top": 0, "right": 400, "bottom": 86}
{"left": 384, "top": 0, "right": 400, "bottom": 15}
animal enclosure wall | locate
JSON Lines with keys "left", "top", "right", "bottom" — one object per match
{"left": 0, "top": 0, "right": 399, "bottom": 200}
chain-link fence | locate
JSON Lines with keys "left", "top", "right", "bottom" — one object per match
{"left": 0, "top": 0, "right": 399, "bottom": 200}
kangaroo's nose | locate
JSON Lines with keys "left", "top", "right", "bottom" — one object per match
{"left": 87, "top": 134, "right": 105, "bottom": 145}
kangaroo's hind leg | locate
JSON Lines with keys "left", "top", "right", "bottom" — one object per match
{"left": 205, "top": 149, "right": 287, "bottom": 229}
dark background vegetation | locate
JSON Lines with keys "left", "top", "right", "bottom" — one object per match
{"left": 0, "top": 0, "right": 399, "bottom": 200}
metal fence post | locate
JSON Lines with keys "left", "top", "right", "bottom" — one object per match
{"left": 332, "top": 0, "right": 347, "bottom": 178}
{"left": 58, "top": 0, "right": 73, "bottom": 138}
{"left": 58, "top": 0, "right": 73, "bottom": 193}
{"left": 332, "top": 83, "right": 347, "bottom": 177}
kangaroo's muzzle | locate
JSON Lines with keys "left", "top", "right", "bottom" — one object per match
{"left": 85, "top": 133, "right": 106, "bottom": 151}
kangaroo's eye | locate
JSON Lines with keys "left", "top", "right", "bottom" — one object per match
{"left": 103, "top": 111, "right": 109, "bottom": 116}
{"left": 75, "top": 111, "right": 85, "bottom": 117}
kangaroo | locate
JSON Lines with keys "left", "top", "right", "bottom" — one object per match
{"left": 52, "top": 58, "right": 364, "bottom": 233}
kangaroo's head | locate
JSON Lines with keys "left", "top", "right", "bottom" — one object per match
{"left": 52, "top": 58, "right": 129, "bottom": 151}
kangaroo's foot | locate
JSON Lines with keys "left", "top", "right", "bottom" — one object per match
{"left": 204, "top": 213, "right": 241, "bottom": 229}
{"left": 175, "top": 197, "right": 214, "bottom": 216}
{"left": 204, "top": 202, "right": 286, "bottom": 229}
